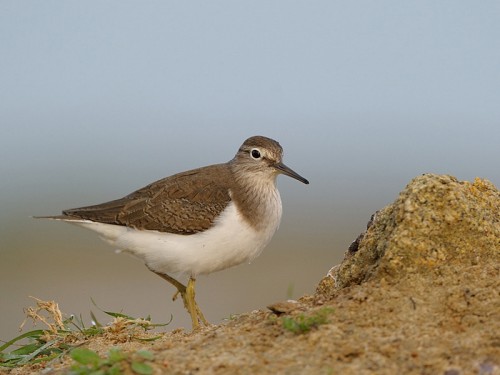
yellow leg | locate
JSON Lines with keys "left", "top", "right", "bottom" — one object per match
{"left": 148, "top": 267, "right": 209, "bottom": 330}
{"left": 185, "top": 277, "right": 208, "bottom": 328}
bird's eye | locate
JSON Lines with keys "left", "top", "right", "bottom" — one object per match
{"left": 250, "top": 148, "right": 262, "bottom": 160}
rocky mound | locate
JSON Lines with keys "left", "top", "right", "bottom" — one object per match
{"left": 321, "top": 173, "right": 499, "bottom": 291}
{"left": 313, "top": 174, "right": 500, "bottom": 374}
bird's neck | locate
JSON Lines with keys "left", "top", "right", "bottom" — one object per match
{"left": 230, "top": 171, "right": 282, "bottom": 231}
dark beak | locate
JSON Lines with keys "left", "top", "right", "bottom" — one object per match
{"left": 274, "top": 162, "right": 309, "bottom": 184}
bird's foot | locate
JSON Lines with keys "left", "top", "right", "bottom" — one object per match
{"left": 148, "top": 267, "right": 209, "bottom": 330}
{"left": 172, "top": 290, "right": 181, "bottom": 301}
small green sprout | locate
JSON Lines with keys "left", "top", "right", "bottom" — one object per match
{"left": 281, "top": 307, "right": 333, "bottom": 334}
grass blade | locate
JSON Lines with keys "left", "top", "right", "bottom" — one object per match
{"left": 18, "top": 339, "right": 60, "bottom": 365}
{"left": 0, "top": 329, "right": 45, "bottom": 352}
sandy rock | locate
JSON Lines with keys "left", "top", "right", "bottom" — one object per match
{"left": 318, "top": 173, "right": 500, "bottom": 294}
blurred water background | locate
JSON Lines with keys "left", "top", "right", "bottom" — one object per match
{"left": 1, "top": 1, "right": 499, "bottom": 340}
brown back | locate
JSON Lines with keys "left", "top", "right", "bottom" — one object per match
{"left": 62, "top": 164, "right": 233, "bottom": 235}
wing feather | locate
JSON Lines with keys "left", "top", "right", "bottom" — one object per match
{"left": 62, "top": 164, "right": 233, "bottom": 234}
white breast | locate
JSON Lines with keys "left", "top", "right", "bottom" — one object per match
{"left": 66, "top": 193, "right": 282, "bottom": 277}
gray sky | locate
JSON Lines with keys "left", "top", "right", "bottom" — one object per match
{"left": 2, "top": 2, "right": 499, "bottom": 183}
{"left": 1, "top": 1, "right": 499, "bottom": 337}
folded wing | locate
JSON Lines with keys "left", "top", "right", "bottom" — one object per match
{"left": 61, "top": 164, "right": 233, "bottom": 235}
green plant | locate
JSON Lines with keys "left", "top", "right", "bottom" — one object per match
{"left": 281, "top": 307, "right": 333, "bottom": 334}
{"left": 69, "top": 347, "right": 155, "bottom": 375}
{"left": 0, "top": 297, "right": 167, "bottom": 369}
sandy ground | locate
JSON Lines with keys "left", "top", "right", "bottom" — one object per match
{"left": 2, "top": 174, "right": 499, "bottom": 374}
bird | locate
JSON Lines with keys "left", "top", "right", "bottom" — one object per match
{"left": 37, "top": 135, "right": 309, "bottom": 330}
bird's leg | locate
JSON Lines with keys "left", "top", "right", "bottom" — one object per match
{"left": 147, "top": 267, "right": 208, "bottom": 330}
{"left": 186, "top": 277, "right": 209, "bottom": 327}
{"left": 151, "top": 271, "right": 187, "bottom": 301}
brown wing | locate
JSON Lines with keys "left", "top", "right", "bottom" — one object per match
{"left": 62, "top": 163, "right": 233, "bottom": 234}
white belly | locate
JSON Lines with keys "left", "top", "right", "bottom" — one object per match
{"left": 66, "top": 200, "right": 282, "bottom": 276}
